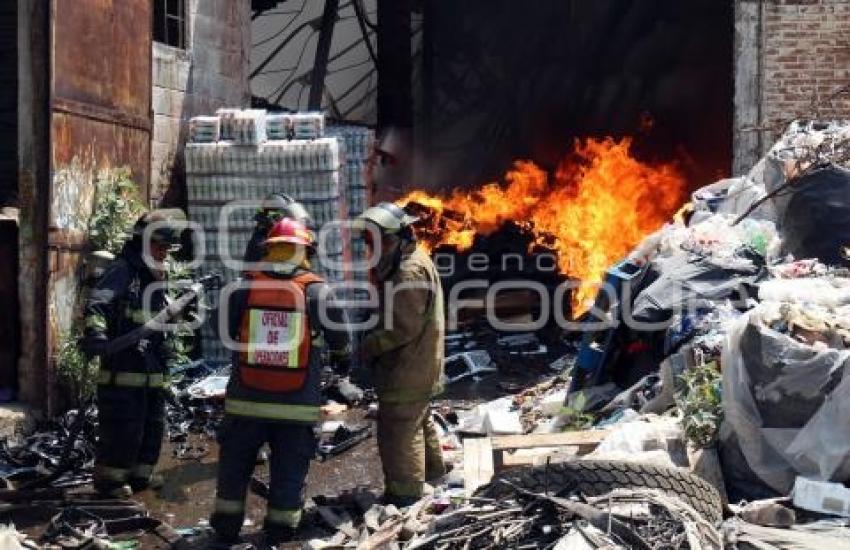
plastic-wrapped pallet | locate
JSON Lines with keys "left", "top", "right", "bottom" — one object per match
{"left": 326, "top": 125, "right": 373, "bottom": 216}
{"left": 186, "top": 139, "right": 341, "bottom": 176}
{"left": 231, "top": 109, "right": 267, "bottom": 145}
{"left": 185, "top": 130, "right": 349, "bottom": 359}
{"left": 291, "top": 112, "right": 325, "bottom": 140}
{"left": 327, "top": 125, "right": 375, "bottom": 286}
{"left": 267, "top": 113, "right": 293, "bottom": 140}
{"left": 326, "top": 125, "right": 374, "bottom": 162}
{"left": 189, "top": 116, "right": 221, "bottom": 143}
{"left": 216, "top": 108, "right": 240, "bottom": 141}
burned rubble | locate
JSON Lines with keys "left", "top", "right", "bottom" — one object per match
{"left": 296, "top": 121, "right": 850, "bottom": 549}
{"left": 2, "top": 121, "right": 850, "bottom": 549}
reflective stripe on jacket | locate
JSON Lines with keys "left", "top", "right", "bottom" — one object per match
{"left": 96, "top": 371, "right": 170, "bottom": 388}
{"left": 224, "top": 270, "right": 328, "bottom": 423}
{"left": 83, "top": 242, "right": 172, "bottom": 376}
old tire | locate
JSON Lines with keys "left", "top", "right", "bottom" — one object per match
{"left": 479, "top": 459, "right": 723, "bottom": 524}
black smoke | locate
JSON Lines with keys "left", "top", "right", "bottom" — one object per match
{"left": 420, "top": 0, "right": 733, "bottom": 191}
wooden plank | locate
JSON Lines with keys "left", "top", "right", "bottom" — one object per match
{"left": 499, "top": 449, "right": 580, "bottom": 468}
{"left": 463, "top": 437, "right": 494, "bottom": 496}
{"left": 491, "top": 430, "right": 609, "bottom": 452}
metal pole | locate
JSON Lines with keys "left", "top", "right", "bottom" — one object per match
{"left": 308, "top": 0, "right": 340, "bottom": 110}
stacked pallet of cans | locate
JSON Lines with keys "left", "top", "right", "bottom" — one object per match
{"left": 325, "top": 125, "right": 375, "bottom": 367}
{"left": 185, "top": 110, "right": 347, "bottom": 360}
{"left": 326, "top": 125, "right": 375, "bottom": 282}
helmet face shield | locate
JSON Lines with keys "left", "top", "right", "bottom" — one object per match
{"left": 354, "top": 203, "right": 419, "bottom": 235}
{"left": 134, "top": 208, "right": 187, "bottom": 250}
{"left": 284, "top": 201, "right": 312, "bottom": 226}
{"left": 257, "top": 194, "right": 313, "bottom": 227}
{"left": 260, "top": 193, "right": 295, "bottom": 212}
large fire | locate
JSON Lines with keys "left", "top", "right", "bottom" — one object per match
{"left": 399, "top": 137, "right": 687, "bottom": 315}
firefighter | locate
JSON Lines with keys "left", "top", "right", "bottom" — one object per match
{"left": 211, "top": 218, "right": 350, "bottom": 545}
{"left": 244, "top": 193, "right": 313, "bottom": 264}
{"left": 242, "top": 194, "right": 313, "bottom": 467}
{"left": 354, "top": 202, "right": 446, "bottom": 507}
{"left": 83, "top": 209, "right": 186, "bottom": 498}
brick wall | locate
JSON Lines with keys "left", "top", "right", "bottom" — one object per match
{"left": 735, "top": 0, "right": 850, "bottom": 172}
{"left": 762, "top": 0, "right": 850, "bottom": 136}
{"left": 152, "top": 0, "right": 251, "bottom": 204}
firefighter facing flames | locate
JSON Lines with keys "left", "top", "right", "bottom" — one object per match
{"left": 354, "top": 203, "right": 447, "bottom": 507}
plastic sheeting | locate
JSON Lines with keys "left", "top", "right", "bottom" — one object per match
{"left": 721, "top": 305, "right": 850, "bottom": 494}
{"left": 758, "top": 277, "right": 850, "bottom": 308}
{"left": 781, "top": 165, "right": 850, "bottom": 266}
{"left": 589, "top": 415, "right": 686, "bottom": 468}
{"left": 630, "top": 254, "right": 760, "bottom": 326}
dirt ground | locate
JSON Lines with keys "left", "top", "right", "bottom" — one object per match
{"left": 5, "top": 411, "right": 382, "bottom": 548}
{"left": 137, "top": 377, "right": 522, "bottom": 533}
{"left": 135, "top": 410, "right": 384, "bottom": 542}
{"left": 9, "top": 377, "right": 536, "bottom": 547}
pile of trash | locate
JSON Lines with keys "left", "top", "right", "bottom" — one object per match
{"left": 443, "top": 319, "right": 575, "bottom": 388}
{"left": 563, "top": 122, "right": 850, "bottom": 525}
{"left": 165, "top": 360, "right": 229, "bottom": 461}
{"left": 0, "top": 406, "right": 98, "bottom": 490}
{"left": 166, "top": 360, "right": 377, "bottom": 463}
{"left": 300, "top": 120, "right": 850, "bottom": 549}
{"left": 305, "top": 465, "right": 724, "bottom": 549}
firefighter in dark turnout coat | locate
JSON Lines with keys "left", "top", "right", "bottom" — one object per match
{"left": 211, "top": 218, "right": 350, "bottom": 544}
{"left": 83, "top": 209, "right": 185, "bottom": 498}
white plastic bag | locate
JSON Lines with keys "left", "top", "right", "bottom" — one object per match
{"left": 759, "top": 277, "right": 850, "bottom": 307}
{"left": 591, "top": 415, "right": 683, "bottom": 460}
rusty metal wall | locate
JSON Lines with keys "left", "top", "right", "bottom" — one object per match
{"left": 51, "top": 0, "right": 152, "bottom": 197}
{"left": 53, "top": 0, "right": 152, "bottom": 134}
{"left": 43, "top": 0, "right": 152, "bottom": 413}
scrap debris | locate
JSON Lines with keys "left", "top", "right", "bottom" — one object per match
{"left": 305, "top": 482, "right": 722, "bottom": 549}
{"left": 318, "top": 425, "right": 373, "bottom": 462}
{"left": 166, "top": 361, "right": 229, "bottom": 462}
{"left": 0, "top": 405, "right": 98, "bottom": 490}
{"left": 4, "top": 119, "right": 850, "bottom": 547}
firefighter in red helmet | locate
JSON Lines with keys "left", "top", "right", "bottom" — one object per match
{"left": 211, "top": 218, "right": 350, "bottom": 545}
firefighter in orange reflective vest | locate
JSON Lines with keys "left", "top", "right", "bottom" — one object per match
{"left": 244, "top": 193, "right": 313, "bottom": 264}
{"left": 211, "top": 218, "right": 350, "bottom": 544}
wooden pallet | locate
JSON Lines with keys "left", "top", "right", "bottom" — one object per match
{"left": 462, "top": 430, "right": 609, "bottom": 495}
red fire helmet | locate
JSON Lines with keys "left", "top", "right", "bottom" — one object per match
{"left": 264, "top": 217, "right": 315, "bottom": 248}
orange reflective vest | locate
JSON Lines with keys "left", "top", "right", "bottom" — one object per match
{"left": 236, "top": 271, "right": 323, "bottom": 393}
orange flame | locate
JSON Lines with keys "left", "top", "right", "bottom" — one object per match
{"left": 399, "top": 137, "right": 687, "bottom": 315}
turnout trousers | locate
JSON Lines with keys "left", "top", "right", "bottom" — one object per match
{"left": 211, "top": 417, "right": 316, "bottom": 541}
{"left": 94, "top": 385, "right": 166, "bottom": 490}
{"left": 377, "top": 400, "right": 445, "bottom": 503}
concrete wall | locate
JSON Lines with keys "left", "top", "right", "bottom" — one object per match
{"left": 734, "top": 0, "right": 850, "bottom": 174}
{"left": 152, "top": 0, "right": 251, "bottom": 204}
